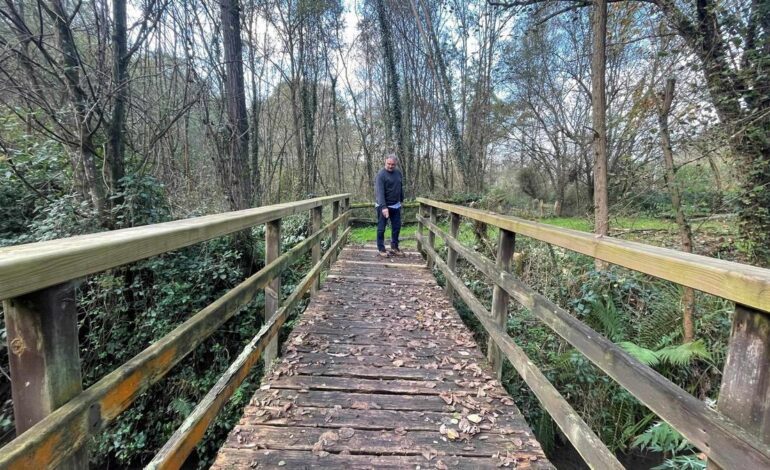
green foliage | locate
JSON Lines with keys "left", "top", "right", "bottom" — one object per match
{"left": 633, "top": 421, "right": 706, "bottom": 470}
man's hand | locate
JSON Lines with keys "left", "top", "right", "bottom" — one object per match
{"left": 382, "top": 207, "right": 389, "bottom": 219}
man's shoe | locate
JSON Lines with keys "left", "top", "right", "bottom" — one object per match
{"left": 378, "top": 250, "right": 390, "bottom": 258}
{"left": 390, "top": 248, "right": 405, "bottom": 257}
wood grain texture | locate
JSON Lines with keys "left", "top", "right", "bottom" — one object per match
{"left": 417, "top": 198, "right": 770, "bottom": 312}
{"left": 418, "top": 221, "right": 770, "bottom": 468}
{"left": 211, "top": 245, "right": 553, "bottom": 469}
{"left": 0, "top": 194, "right": 350, "bottom": 300}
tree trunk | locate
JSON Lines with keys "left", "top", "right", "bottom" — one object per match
{"left": 106, "top": 0, "right": 128, "bottom": 202}
{"left": 220, "top": 0, "right": 253, "bottom": 211}
{"left": 657, "top": 78, "right": 696, "bottom": 343}
{"left": 591, "top": 0, "right": 609, "bottom": 268}
{"left": 375, "top": 0, "right": 405, "bottom": 160}
{"left": 48, "top": 0, "right": 106, "bottom": 216}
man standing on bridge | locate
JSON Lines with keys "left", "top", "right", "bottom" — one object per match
{"left": 375, "top": 154, "right": 405, "bottom": 257}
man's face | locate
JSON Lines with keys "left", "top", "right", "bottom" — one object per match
{"left": 385, "top": 158, "right": 396, "bottom": 172}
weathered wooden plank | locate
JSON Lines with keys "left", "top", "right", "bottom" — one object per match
{"left": 252, "top": 390, "right": 455, "bottom": 412}
{"left": 716, "top": 304, "right": 770, "bottom": 448}
{"left": 311, "top": 205, "right": 323, "bottom": 294}
{"left": 445, "top": 212, "right": 461, "bottom": 299}
{"left": 423, "top": 242, "right": 621, "bottom": 469}
{"left": 325, "top": 274, "right": 435, "bottom": 285}
{"left": 289, "top": 364, "right": 446, "bottom": 381}
{"left": 145, "top": 227, "right": 350, "bottom": 470}
{"left": 268, "top": 375, "right": 453, "bottom": 394}
{"left": 264, "top": 219, "right": 281, "bottom": 366}
{"left": 489, "top": 229, "right": 514, "bottom": 379}
{"left": 418, "top": 223, "right": 770, "bottom": 469}
{"left": 0, "top": 223, "right": 348, "bottom": 470}
{"left": 417, "top": 198, "right": 770, "bottom": 312}
{"left": 0, "top": 194, "right": 350, "bottom": 300}
{"left": 221, "top": 425, "right": 548, "bottom": 460}
{"left": 336, "top": 259, "right": 428, "bottom": 269}
{"left": 243, "top": 406, "right": 528, "bottom": 434}
{"left": 211, "top": 448, "right": 508, "bottom": 469}
{"left": 4, "top": 284, "right": 87, "bottom": 470}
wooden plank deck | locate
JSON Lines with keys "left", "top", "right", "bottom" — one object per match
{"left": 212, "top": 246, "right": 553, "bottom": 469}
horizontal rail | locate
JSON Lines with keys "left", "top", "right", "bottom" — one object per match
{"left": 416, "top": 198, "right": 770, "bottom": 312}
{"left": 348, "top": 201, "right": 420, "bottom": 209}
{"left": 418, "top": 216, "right": 770, "bottom": 469}
{"left": 0, "top": 194, "right": 350, "bottom": 300}
{"left": 147, "top": 226, "right": 351, "bottom": 470}
{"left": 0, "top": 211, "right": 350, "bottom": 470}
{"left": 418, "top": 238, "right": 621, "bottom": 469}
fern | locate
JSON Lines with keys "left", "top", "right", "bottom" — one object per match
{"left": 633, "top": 421, "right": 691, "bottom": 454}
{"left": 618, "top": 341, "right": 660, "bottom": 366}
{"left": 590, "top": 299, "right": 628, "bottom": 342}
{"left": 657, "top": 339, "right": 712, "bottom": 366}
{"left": 652, "top": 455, "right": 706, "bottom": 470}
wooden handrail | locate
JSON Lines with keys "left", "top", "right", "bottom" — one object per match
{"left": 415, "top": 198, "right": 770, "bottom": 469}
{"left": 0, "top": 196, "right": 352, "bottom": 470}
{"left": 0, "top": 194, "right": 350, "bottom": 300}
{"left": 416, "top": 198, "right": 770, "bottom": 312}
{"left": 147, "top": 226, "right": 351, "bottom": 470}
{"left": 417, "top": 216, "right": 770, "bottom": 469}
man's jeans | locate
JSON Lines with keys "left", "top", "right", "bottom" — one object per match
{"left": 376, "top": 206, "right": 401, "bottom": 252}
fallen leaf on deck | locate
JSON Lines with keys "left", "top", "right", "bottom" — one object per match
{"left": 339, "top": 427, "right": 355, "bottom": 439}
{"left": 467, "top": 414, "right": 482, "bottom": 424}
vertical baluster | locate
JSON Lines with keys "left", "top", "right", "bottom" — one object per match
{"left": 489, "top": 229, "right": 515, "bottom": 379}
{"left": 331, "top": 201, "right": 341, "bottom": 262}
{"left": 427, "top": 206, "right": 437, "bottom": 270}
{"left": 445, "top": 212, "right": 461, "bottom": 299}
{"left": 417, "top": 203, "right": 425, "bottom": 257}
{"left": 714, "top": 303, "right": 770, "bottom": 457}
{"left": 311, "top": 206, "right": 323, "bottom": 294}
{"left": 264, "top": 219, "right": 281, "bottom": 367}
{"left": 4, "top": 283, "right": 88, "bottom": 469}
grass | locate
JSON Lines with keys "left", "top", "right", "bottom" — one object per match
{"left": 542, "top": 216, "right": 732, "bottom": 234}
{"left": 348, "top": 224, "right": 419, "bottom": 248}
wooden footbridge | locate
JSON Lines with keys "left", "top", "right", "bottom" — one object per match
{"left": 1, "top": 194, "right": 770, "bottom": 469}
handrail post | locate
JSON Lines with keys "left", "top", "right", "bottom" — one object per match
{"left": 264, "top": 219, "right": 281, "bottom": 367}
{"left": 489, "top": 229, "right": 515, "bottom": 379}
{"left": 343, "top": 197, "right": 350, "bottom": 228}
{"left": 417, "top": 203, "right": 425, "bottom": 257}
{"left": 715, "top": 304, "right": 770, "bottom": 452}
{"left": 4, "top": 283, "right": 88, "bottom": 469}
{"left": 331, "top": 200, "right": 340, "bottom": 262}
{"left": 427, "top": 206, "right": 437, "bottom": 270}
{"left": 311, "top": 206, "right": 323, "bottom": 294}
{"left": 445, "top": 212, "right": 461, "bottom": 299}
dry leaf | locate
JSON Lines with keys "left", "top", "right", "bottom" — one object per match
{"left": 467, "top": 414, "right": 482, "bottom": 424}
{"left": 392, "top": 359, "right": 404, "bottom": 367}
{"left": 339, "top": 427, "right": 355, "bottom": 439}
{"left": 351, "top": 401, "right": 370, "bottom": 410}
{"left": 446, "top": 428, "right": 460, "bottom": 440}
{"left": 394, "top": 426, "right": 407, "bottom": 436}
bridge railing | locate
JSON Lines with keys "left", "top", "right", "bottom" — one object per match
{"left": 416, "top": 197, "right": 770, "bottom": 470}
{"left": 0, "top": 194, "right": 351, "bottom": 470}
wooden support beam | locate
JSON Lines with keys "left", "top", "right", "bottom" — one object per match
{"left": 489, "top": 229, "right": 514, "bottom": 379}
{"left": 311, "top": 206, "right": 323, "bottom": 294}
{"left": 264, "top": 219, "right": 281, "bottom": 367}
{"left": 332, "top": 201, "right": 340, "bottom": 263}
{"left": 4, "top": 283, "right": 87, "bottom": 470}
{"left": 444, "top": 213, "right": 460, "bottom": 299}
{"left": 427, "top": 206, "right": 436, "bottom": 270}
{"left": 717, "top": 304, "right": 770, "bottom": 448}
{"left": 416, "top": 203, "right": 425, "bottom": 257}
